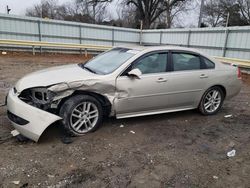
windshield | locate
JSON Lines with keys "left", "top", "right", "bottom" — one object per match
{"left": 81, "top": 48, "right": 138, "bottom": 75}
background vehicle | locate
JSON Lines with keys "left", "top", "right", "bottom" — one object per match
{"left": 6, "top": 46, "right": 242, "bottom": 141}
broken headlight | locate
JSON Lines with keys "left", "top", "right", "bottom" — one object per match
{"left": 19, "top": 87, "right": 56, "bottom": 110}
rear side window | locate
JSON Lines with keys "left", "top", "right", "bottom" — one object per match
{"left": 172, "top": 53, "right": 201, "bottom": 71}
{"left": 203, "top": 57, "right": 215, "bottom": 69}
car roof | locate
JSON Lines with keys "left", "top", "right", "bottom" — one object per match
{"left": 113, "top": 45, "right": 222, "bottom": 69}
{"left": 118, "top": 45, "right": 203, "bottom": 54}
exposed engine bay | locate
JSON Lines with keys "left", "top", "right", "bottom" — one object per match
{"left": 18, "top": 87, "right": 59, "bottom": 111}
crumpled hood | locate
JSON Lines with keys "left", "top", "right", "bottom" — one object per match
{"left": 15, "top": 64, "right": 96, "bottom": 92}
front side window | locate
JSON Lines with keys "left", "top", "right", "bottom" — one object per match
{"left": 82, "top": 48, "right": 137, "bottom": 75}
{"left": 132, "top": 52, "right": 168, "bottom": 74}
{"left": 172, "top": 53, "right": 201, "bottom": 71}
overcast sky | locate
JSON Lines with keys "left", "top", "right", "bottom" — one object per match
{"left": 0, "top": 0, "right": 198, "bottom": 27}
{"left": 0, "top": 0, "right": 70, "bottom": 14}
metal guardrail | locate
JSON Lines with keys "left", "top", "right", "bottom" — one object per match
{"left": 0, "top": 39, "right": 112, "bottom": 56}
{"left": 214, "top": 56, "right": 250, "bottom": 68}
{"left": 0, "top": 39, "right": 249, "bottom": 69}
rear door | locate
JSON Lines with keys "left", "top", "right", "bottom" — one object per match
{"left": 165, "top": 51, "right": 214, "bottom": 109}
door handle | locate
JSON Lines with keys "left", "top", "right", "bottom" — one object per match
{"left": 200, "top": 74, "right": 208, "bottom": 79}
{"left": 157, "top": 78, "right": 167, "bottom": 83}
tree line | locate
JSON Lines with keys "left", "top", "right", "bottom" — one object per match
{"left": 202, "top": 0, "right": 250, "bottom": 27}
{"left": 25, "top": 0, "right": 250, "bottom": 29}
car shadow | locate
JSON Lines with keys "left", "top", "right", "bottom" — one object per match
{"left": 39, "top": 109, "right": 202, "bottom": 144}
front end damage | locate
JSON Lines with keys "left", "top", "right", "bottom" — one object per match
{"left": 18, "top": 83, "right": 74, "bottom": 112}
{"left": 7, "top": 80, "right": 116, "bottom": 142}
{"left": 7, "top": 88, "right": 62, "bottom": 142}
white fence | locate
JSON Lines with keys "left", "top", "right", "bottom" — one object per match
{"left": 0, "top": 13, "right": 250, "bottom": 60}
{"left": 143, "top": 27, "right": 250, "bottom": 60}
{"left": 0, "top": 13, "right": 140, "bottom": 48}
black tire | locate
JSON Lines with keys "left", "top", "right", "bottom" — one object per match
{"left": 16, "top": 134, "right": 30, "bottom": 142}
{"left": 199, "top": 86, "right": 225, "bottom": 115}
{"left": 59, "top": 95, "right": 103, "bottom": 136}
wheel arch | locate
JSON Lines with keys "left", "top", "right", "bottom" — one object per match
{"left": 198, "top": 84, "right": 227, "bottom": 107}
{"left": 57, "top": 90, "right": 112, "bottom": 117}
{"left": 198, "top": 84, "right": 226, "bottom": 115}
{"left": 210, "top": 85, "right": 227, "bottom": 98}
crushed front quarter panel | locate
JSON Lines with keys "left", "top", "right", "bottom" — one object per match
{"left": 48, "top": 78, "right": 122, "bottom": 116}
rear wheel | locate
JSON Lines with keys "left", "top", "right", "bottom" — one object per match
{"left": 59, "top": 95, "right": 103, "bottom": 136}
{"left": 199, "top": 86, "right": 224, "bottom": 115}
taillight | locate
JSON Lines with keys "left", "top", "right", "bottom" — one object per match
{"left": 237, "top": 67, "right": 242, "bottom": 79}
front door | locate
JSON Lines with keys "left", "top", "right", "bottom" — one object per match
{"left": 115, "top": 51, "right": 170, "bottom": 118}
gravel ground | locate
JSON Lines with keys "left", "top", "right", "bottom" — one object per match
{"left": 0, "top": 52, "right": 250, "bottom": 188}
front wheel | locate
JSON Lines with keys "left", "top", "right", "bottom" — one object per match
{"left": 59, "top": 95, "right": 103, "bottom": 136}
{"left": 199, "top": 86, "right": 224, "bottom": 115}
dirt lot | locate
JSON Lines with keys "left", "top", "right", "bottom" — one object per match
{"left": 0, "top": 52, "right": 250, "bottom": 188}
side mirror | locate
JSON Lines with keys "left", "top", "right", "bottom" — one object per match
{"left": 127, "top": 68, "right": 142, "bottom": 79}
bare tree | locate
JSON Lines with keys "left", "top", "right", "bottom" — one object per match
{"left": 26, "top": 0, "right": 60, "bottom": 19}
{"left": 75, "top": 0, "right": 112, "bottom": 23}
{"left": 163, "top": 0, "right": 193, "bottom": 28}
{"left": 25, "top": 0, "right": 112, "bottom": 24}
{"left": 202, "top": 0, "right": 224, "bottom": 27}
{"left": 25, "top": 0, "right": 196, "bottom": 28}
{"left": 202, "top": 0, "right": 249, "bottom": 27}
{"left": 237, "top": 0, "right": 250, "bottom": 24}
{"left": 115, "top": 2, "right": 139, "bottom": 28}
{"left": 125, "top": 0, "right": 188, "bottom": 29}
{"left": 55, "top": 2, "right": 95, "bottom": 23}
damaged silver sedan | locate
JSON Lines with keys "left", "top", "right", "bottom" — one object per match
{"left": 6, "top": 46, "right": 241, "bottom": 141}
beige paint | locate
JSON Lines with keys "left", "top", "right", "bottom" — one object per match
{"left": 7, "top": 46, "right": 241, "bottom": 141}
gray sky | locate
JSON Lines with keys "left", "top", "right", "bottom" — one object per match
{"left": 0, "top": 0, "right": 71, "bottom": 14}
{"left": 0, "top": 0, "right": 198, "bottom": 27}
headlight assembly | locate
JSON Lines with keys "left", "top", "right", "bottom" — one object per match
{"left": 18, "top": 87, "right": 56, "bottom": 110}
{"left": 30, "top": 87, "right": 56, "bottom": 104}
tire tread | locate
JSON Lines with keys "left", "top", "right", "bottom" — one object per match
{"left": 59, "top": 95, "right": 103, "bottom": 136}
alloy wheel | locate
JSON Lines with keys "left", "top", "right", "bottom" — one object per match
{"left": 203, "top": 89, "right": 222, "bottom": 113}
{"left": 70, "top": 102, "right": 99, "bottom": 133}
